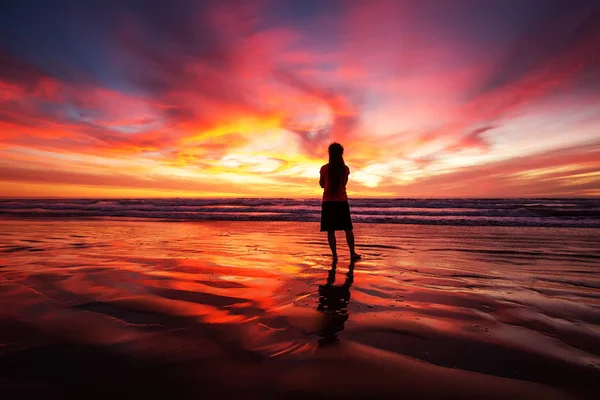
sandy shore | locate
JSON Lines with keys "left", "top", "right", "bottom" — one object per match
{"left": 1, "top": 220, "right": 599, "bottom": 398}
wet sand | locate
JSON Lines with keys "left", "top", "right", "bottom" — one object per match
{"left": 0, "top": 219, "right": 599, "bottom": 399}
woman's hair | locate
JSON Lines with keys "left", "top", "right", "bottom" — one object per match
{"left": 327, "top": 142, "right": 345, "bottom": 195}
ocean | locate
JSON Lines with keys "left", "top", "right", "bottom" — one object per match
{"left": 1, "top": 198, "right": 599, "bottom": 228}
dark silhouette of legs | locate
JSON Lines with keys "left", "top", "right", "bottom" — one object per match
{"left": 345, "top": 230, "right": 361, "bottom": 260}
{"left": 327, "top": 231, "right": 337, "bottom": 259}
{"left": 328, "top": 230, "right": 360, "bottom": 260}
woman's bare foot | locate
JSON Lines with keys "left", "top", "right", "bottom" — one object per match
{"left": 351, "top": 253, "right": 361, "bottom": 261}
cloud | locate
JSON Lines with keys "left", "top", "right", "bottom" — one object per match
{"left": 380, "top": 140, "right": 600, "bottom": 197}
{"left": 450, "top": 126, "right": 494, "bottom": 152}
{"left": 0, "top": 0, "right": 599, "bottom": 197}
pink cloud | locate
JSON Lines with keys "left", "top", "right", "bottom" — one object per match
{"left": 0, "top": 0, "right": 599, "bottom": 197}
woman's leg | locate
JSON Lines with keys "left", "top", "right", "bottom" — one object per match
{"left": 327, "top": 231, "right": 337, "bottom": 258}
{"left": 345, "top": 230, "right": 361, "bottom": 259}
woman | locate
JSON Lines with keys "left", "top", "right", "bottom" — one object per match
{"left": 319, "top": 142, "right": 360, "bottom": 261}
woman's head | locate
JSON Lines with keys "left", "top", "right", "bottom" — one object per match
{"left": 328, "top": 142, "right": 344, "bottom": 160}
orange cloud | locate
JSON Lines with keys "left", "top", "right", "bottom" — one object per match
{"left": 0, "top": 0, "right": 599, "bottom": 198}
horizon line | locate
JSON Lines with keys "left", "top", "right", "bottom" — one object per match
{"left": 1, "top": 196, "right": 598, "bottom": 200}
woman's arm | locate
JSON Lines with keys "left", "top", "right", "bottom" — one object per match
{"left": 345, "top": 166, "right": 350, "bottom": 186}
{"left": 319, "top": 166, "right": 325, "bottom": 188}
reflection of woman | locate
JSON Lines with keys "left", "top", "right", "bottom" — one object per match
{"left": 317, "top": 260, "right": 355, "bottom": 345}
{"left": 319, "top": 143, "right": 360, "bottom": 261}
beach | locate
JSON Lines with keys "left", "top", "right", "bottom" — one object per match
{"left": 1, "top": 219, "right": 599, "bottom": 399}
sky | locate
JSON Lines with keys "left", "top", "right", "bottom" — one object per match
{"left": 1, "top": 0, "right": 599, "bottom": 198}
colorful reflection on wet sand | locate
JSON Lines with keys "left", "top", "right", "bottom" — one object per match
{"left": 0, "top": 220, "right": 598, "bottom": 398}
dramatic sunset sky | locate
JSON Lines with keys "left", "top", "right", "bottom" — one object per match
{"left": 1, "top": 0, "right": 599, "bottom": 198}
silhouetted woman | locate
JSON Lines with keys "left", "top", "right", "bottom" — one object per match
{"left": 319, "top": 142, "right": 360, "bottom": 261}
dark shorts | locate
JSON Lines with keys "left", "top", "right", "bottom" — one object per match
{"left": 320, "top": 201, "right": 353, "bottom": 232}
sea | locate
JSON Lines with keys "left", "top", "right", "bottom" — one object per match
{"left": 1, "top": 198, "right": 599, "bottom": 228}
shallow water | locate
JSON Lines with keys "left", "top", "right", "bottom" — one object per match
{"left": 0, "top": 220, "right": 599, "bottom": 398}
